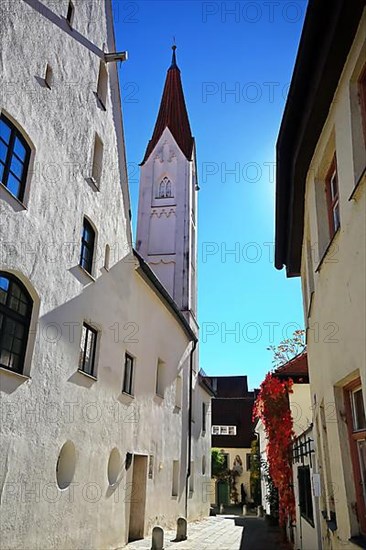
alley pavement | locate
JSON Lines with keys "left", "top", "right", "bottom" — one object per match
{"left": 121, "top": 515, "right": 291, "bottom": 550}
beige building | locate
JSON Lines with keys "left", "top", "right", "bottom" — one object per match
{"left": 275, "top": 1, "right": 366, "bottom": 548}
{"left": 0, "top": 1, "right": 211, "bottom": 548}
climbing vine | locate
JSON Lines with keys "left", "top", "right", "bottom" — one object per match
{"left": 253, "top": 372, "right": 296, "bottom": 528}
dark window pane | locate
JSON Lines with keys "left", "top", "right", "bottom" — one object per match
{"left": 0, "top": 115, "right": 30, "bottom": 201}
{"left": 79, "top": 324, "right": 97, "bottom": 376}
{"left": 14, "top": 137, "right": 26, "bottom": 160}
{"left": 0, "top": 272, "right": 32, "bottom": 374}
{"left": 0, "top": 140, "right": 8, "bottom": 162}
{"left": 6, "top": 173, "right": 21, "bottom": 197}
{"left": 0, "top": 349, "right": 11, "bottom": 369}
{"left": 10, "top": 155, "right": 24, "bottom": 179}
{"left": 0, "top": 119, "right": 11, "bottom": 144}
{"left": 0, "top": 276, "right": 9, "bottom": 304}
{"left": 354, "top": 389, "right": 366, "bottom": 431}
{"left": 123, "top": 354, "right": 134, "bottom": 394}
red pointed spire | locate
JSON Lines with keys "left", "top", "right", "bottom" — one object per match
{"left": 142, "top": 45, "right": 194, "bottom": 164}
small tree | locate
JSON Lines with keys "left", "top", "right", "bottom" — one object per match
{"left": 267, "top": 329, "right": 305, "bottom": 368}
{"left": 250, "top": 439, "right": 261, "bottom": 506}
{"left": 211, "top": 448, "right": 226, "bottom": 478}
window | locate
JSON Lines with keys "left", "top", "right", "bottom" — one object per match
{"left": 0, "top": 273, "right": 32, "bottom": 374}
{"left": 66, "top": 1, "right": 74, "bottom": 26}
{"left": 246, "top": 453, "right": 251, "bottom": 471}
{"left": 0, "top": 113, "right": 31, "bottom": 202}
{"left": 96, "top": 62, "right": 108, "bottom": 110}
{"left": 157, "top": 176, "right": 173, "bottom": 199}
{"left": 104, "top": 244, "right": 110, "bottom": 271}
{"left": 44, "top": 64, "right": 53, "bottom": 89}
{"left": 345, "top": 381, "right": 366, "bottom": 533}
{"left": 175, "top": 375, "right": 182, "bottom": 408}
{"left": 172, "top": 460, "right": 179, "bottom": 497}
{"left": 189, "top": 461, "right": 194, "bottom": 493}
{"left": 155, "top": 359, "right": 164, "bottom": 397}
{"left": 91, "top": 133, "right": 103, "bottom": 188}
{"left": 298, "top": 466, "right": 314, "bottom": 525}
{"left": 123, "top": 353, "right": 134, "bottom": 395}
{"left": 202, "top": 402, "right": 206, "bottom": 434}
{"left": 80, "top": 218, "right": 95, "bottom": 275}
{"left": 79, "top": 323, "right": 97, "bottom": 376}
{"left": 325, "top": 156, "right": 340, "bottom": 238}
{"left": 359, "top": 64, "right": 366, "bottom": 146}
{"left": 211, "top": 425, "right": 237, "bottom": 436}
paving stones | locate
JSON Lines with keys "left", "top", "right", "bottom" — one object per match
{"left": 120, "top": 516, "right": 243, "bottom": 550}
{"left": 119, "top": 515, "right": 289, "bottom": 550}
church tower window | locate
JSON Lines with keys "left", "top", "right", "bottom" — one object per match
{"left": 157, "top": 176, "right": 173, "bottom": 199}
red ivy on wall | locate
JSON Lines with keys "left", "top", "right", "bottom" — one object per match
{"left": 253, "top": 372, "right": 296, "bottom": 527}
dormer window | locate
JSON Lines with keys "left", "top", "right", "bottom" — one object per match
{"left": 157, "top": 176, "right": 173, "bottom": 199}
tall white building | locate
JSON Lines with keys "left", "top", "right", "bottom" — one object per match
{"left": 0, "top": 1, "right": 211, "bottom": 548}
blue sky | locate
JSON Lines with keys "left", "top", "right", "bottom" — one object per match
{"left": 113, "top": 0, "right": 307, "bottom": 389}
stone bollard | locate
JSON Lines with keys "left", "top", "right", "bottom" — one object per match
{"left": 242, "top": 505, "right": 248, "bottom": 516}
{"left": 257, "top": 505, "right": 264, "bottom": 517}
{"left": 219, "top": 503, "right": 224, "bottom": 514}
{"left": 151, "top": 526, "right": 164, "bottom": 550}
{"left": 176, "top": 517, "right": 187, "bottom": 541}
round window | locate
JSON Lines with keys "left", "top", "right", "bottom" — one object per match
{"left": 108, "top": 448, "right": 121, "bottom": 486}
{"left": 56, "top": 441, "right": 76, "bottom": 489}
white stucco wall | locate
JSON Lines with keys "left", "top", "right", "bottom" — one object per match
{"left": 300, "top": 10, "right": 366, "bottom": 549}
{"left": 0, "top": 2, "right": 210, "bottom": 548}
{"left": 290, "top": 383, "right": 312, "bottom": 437}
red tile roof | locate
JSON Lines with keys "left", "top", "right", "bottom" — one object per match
{"left": 141, "top": 47, "right": 194, "bottom": 164}
{"left": 274, "top": 352, "right": 309, "bottom": 381}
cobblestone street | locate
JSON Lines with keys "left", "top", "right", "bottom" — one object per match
{"left": 120, "top": 515, "right": 290, "bottom": 550}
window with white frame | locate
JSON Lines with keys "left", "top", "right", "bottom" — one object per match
{"left": 122, "top": 352, "right": 134, "bottom": 395}
{"left": 155, "top": 359, "right": 164, "bottom": 398}
{"left": 211, "top": 425, "right": 237, "bottom": 436}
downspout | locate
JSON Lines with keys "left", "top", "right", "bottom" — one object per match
{"left": 185, "top": 338, "right": 197, "bottom": 518}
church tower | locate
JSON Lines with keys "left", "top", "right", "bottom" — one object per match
{"left": 136, "top": 46, "right": 198, "bottom": 331}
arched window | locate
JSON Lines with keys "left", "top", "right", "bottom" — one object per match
{"left": 0, "top": 113, "right": 31, "bottom": 202}
{"left": 157, "top": 176, "right": 173, "bottom": 199}
{"left": 0, "top": 273, "right": 33, "bottom": 374}
{"left": 159, "top": 180, "right": 165, "bottom": 198}
{"left": 80, "top": 218, "right": 95, "bottom": 275}
{"left": 166, "top": 179, "right": 172, "bottom": 197}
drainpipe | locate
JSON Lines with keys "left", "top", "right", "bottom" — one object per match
{"left": 185, "top": 339, "right": 197, "bottom": 519}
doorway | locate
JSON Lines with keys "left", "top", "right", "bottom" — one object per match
{"left": 128, "top": 454, "right": 148, "bottom": 542}
{"left": 217, "top": 479, "right": 229, "bottom": 506}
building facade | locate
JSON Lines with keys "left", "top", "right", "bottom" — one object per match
{"left": 0, "top": 1, "right": 211, "bottom": 548}
{"left": 208, "top": 375, "right": 256, "bottom": 506}
{"left": 275, "top": 2, "right": 366, "bottom": 548}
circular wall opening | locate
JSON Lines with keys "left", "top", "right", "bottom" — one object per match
{"left": 56, "top": 441, "right": 76, "bottom": 489}
{"left": 202, "top": 455, "right": 206, "bottom": 475}
{"left": 108, "top": 448, "right": 121, "bottom": 485}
